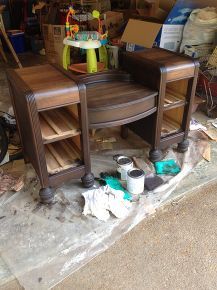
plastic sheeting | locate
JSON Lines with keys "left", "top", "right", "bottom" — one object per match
{"left": 0, "top": 128, "right": 208, "bottom": 289}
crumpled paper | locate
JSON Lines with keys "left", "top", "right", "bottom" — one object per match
{"left": 0, "top": 168, "right": 24, "bottom": 196}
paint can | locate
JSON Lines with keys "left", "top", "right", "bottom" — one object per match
{"left": 127, "top": 168, "right": 145, "bottom": 195}
{"left": 116, "top": 156, "right": 133, "bottom": 181}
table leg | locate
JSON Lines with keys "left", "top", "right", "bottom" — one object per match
{"left": 63, "top": 45, "right": 70, "bottom": 70}
{"left": 0, "top": 15, "right": 22, "bottom": 68}
{"left": 86, "top": 48, "right": 97, "bottom": 73}
{"left": 99, "top": 45, "right": 108, "bottom": 69}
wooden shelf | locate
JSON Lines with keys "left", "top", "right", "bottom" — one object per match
{"left": 45, "top": 139, "right": 81, "bottom": 175}
{"left": 39, "top": 107, "right": 81, "bottom": 144}
{"left": 161, "top": 116, "right": 181, "bottom": 137}
{"left": 68, "top": 62, "right": 104, "bottom": 74}
{"left": 164, "top": 88, "right": 186, "bottom": 110}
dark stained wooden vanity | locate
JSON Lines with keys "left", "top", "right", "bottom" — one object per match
{"left": 6, "top": 48, "right": 199, "bottom": 203}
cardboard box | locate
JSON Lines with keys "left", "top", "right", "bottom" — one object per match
{"left": 43, "top": 24, "right": 65, "bottom": 66}
{"left": 121, "top": 19, "right": 162, "bottom": 50}
{"left": 74, "top": 0, "right": 111, "bottom": 13}
{"left": 159, "top": 0, "right": 176, "bottom": 12}
{"left": 89, "top": 11, "right": 124, "bottom": 38}
{"left": 130, "top": 0, "right": 175, "bottom": 20}
{"left": 121, "top": 0, "right": 217, "bottom": 52}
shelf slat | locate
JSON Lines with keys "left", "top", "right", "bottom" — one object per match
{"left": 40, "top": 107, "right": 81, "bottom": 144}
{"left": 45, "top": 139, "right": 81, "bottom": 175}
{"left": 164, "top": 88, "right": 185, "bottom": 109}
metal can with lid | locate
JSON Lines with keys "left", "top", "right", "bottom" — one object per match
{"left": 127, "top": 168, "right": 145, "bottom": 195}
{"left": 116, "top": 155, "right": 133, "bottom": 181}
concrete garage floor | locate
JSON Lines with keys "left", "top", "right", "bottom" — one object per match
{"left": 55, "top": 180, "right": 217, "bottom": 290}
{"left": 2, "top": 180, "right": 217, "bottom": 290}
{"left": 1, "top": 54, "right": 217, "bottom": 289}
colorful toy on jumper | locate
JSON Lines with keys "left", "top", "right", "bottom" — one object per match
{"left": 63, "top": 6, "right": 108, "bottom": 73}
{"left": 65, "top": 6, "right": 79, "bottom": 38}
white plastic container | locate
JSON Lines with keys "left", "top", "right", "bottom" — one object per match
{"left": 127, "top": 168, "right": 145, "bottom": 195}
{"left": 116, "top": 156, "right": 133, "bottom": 181}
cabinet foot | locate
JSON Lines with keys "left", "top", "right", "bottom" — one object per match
{"left": 81, "top": 173, "right": 94, "bottom": 188}
{"left": 177, "top": 139, "right": 189, "bottom": 153}
{"left": 39, "top": 187, "right": 54, "bottom": 204}
{"left": 149, "top": 149, "right": 163, "bottom": 162}
{"left": 121, "top": 126, "right": 128, "bottom": 139}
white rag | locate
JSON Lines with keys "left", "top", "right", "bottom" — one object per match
{"left": 82, "top": 185, "right": 131, "bottom": 222}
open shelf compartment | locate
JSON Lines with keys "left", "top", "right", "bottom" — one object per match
{"left": 39, "top": 106, "right": 80, "bottom": 144}
{"left": 45, "top": 137, "right": 82, "bottom": 175}
{"left": 161, "top": 116, "right": 180, "bottom": 136}
{"left": 164, "top": 79, "right": 189, "bottom": 110}
{"left": 161, "top": 107, "right": 184, "bottom": 137}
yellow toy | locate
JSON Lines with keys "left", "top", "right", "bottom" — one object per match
{"left": 63, "top": 6, "right": 108, "bottom": 73}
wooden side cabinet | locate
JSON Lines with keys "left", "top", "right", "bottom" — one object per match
{"left": 122, "top": 48, "right": 200, "bottom": 162}
{"left": 7, "top": 64, "right": 94, "bottom": 203}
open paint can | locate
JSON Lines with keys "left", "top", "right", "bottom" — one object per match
{"left": 116, "top": 156, "right": 133, "bottom": 181}
{"left": 127, "top": 168, "right": 145, "bottom": 195}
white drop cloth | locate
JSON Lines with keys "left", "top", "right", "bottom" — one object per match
{"left": 82, "top": 185, "right": 132, "bottom": 221}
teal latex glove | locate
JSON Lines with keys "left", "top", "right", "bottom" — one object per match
{"left": 154, "top": 159, "right": 181, "bottom": 175}
{"left": 103, "top": 176, "right": 132, "bottom": 201}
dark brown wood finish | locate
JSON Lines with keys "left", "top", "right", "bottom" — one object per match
{"left": 122, "top": 47, "right": 200, "bottom": 162}
{"left": 7, "top": 64, "right": 94, "bottom": 204}
{"left": 7, "top": 70, "right": 49, "bottom": 188}
{"left": 6, "top": 47, "right": 199, "bottom": 204}
{"left": 86, "top": 81, "right": 158, "bottom": 128}
{"left": 57, "top": 47, "right": 198, "bottom": 163}
{"left": 76, "top": 73, "right": 158, "bottom": 130}
{"left": 15, "top": 64, "right": 80, "bottom": 111}
{"left": 58, "top": 65, "right": 159, "bottom": 133}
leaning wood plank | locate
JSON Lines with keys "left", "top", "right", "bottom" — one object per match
{"left": 0, "top": 14, "right": 22, "bottom": 68}
{"left": 202, "top": 143, "right": 211, "bottom": 162}
{"left": 202, "top": 129, "right": 217, "bottom": 141}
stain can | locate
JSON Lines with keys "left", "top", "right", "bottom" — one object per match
{"left": 127, "top": 168, "right": 145, "bottom": 195}
{"left": 116, "top": 156, "right": 133, "bottom": 181}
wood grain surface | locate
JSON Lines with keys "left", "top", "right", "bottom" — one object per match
{"left": 15, "top": 64, "right": 80, "bottom": 110}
